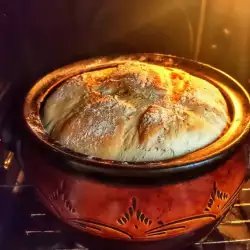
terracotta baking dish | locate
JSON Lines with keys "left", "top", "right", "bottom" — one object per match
{"left": 22, "top": 53, "right": 250, "bottom": 250}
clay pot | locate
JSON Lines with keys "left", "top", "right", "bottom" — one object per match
{"left": 22, "top": 54, "right": 250, "bottom": 250}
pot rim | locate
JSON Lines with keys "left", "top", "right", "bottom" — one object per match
{"left": 23, "top": 53, "right": 250, "bottom": 178}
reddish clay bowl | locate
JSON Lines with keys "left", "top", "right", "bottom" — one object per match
{"left": 22, "top": 54, "right": 250, "bottom": 250}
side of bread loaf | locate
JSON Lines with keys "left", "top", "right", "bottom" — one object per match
{"left": 43, "top": 61, "right": 229, "bottom": 162}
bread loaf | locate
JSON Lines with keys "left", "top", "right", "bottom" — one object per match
{"left": 42, "top": 61, "right": 229, "bottom": 162}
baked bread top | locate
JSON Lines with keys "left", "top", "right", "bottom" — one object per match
{"left": 42, "top": 61, "right": 229, "bottom": 162}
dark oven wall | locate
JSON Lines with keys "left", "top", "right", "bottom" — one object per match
{"left": 1, "top": 0, "right": 250, "bottom": 106}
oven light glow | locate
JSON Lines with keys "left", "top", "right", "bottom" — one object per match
{"left": 3, "top": 151, "right": 14, "bottom": 170}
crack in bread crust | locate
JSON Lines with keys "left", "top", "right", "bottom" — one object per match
{"left": 43, "top": 61, "right": 230, "bottom": 162}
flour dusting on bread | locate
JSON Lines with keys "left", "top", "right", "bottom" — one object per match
{"left": 43, "top": 61, "right": 229, "bottom": 161}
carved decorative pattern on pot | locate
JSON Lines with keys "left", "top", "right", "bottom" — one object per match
{"left": 204, "top": 182, "right": 228, "bottom": 212}
{"left": 49, "top": 180, "right": 76, "bottom": 214}
{"left": 117, "top": 197, "right": 152, "bottom": 227}
{"left": 69, "top": 213, "right": 217, "bottom": 240}
{"left": 68, "top": 197, "right": 218, "bottom": 240}
{"left": 42, "top": 179, "right": 243, "bottom": 240}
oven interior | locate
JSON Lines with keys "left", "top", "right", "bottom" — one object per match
{"left": 1, "top": 0, "right": 250, "bottom": 249}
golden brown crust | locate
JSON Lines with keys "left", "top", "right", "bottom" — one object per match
{"left": 43, "top": 61, "right": 230, "bottom": 162}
